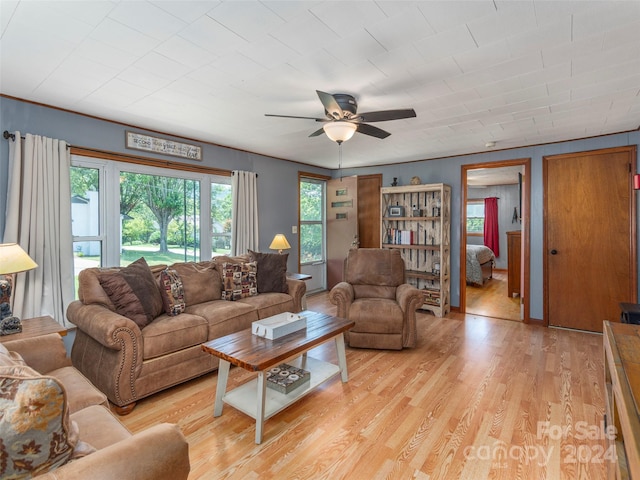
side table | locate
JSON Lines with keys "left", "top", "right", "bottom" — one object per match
{"left": 0, "top": 315, "right": 67, "bottom": 343}
{"left": 620, "top": 302, "right": 640, "bottom": 324}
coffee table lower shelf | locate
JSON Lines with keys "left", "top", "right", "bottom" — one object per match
{"left": 223, "top": 356, "right": 339, "bottom": 420}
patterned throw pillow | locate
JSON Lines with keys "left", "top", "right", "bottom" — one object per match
{"left": 158, "top": 268, "right": 186, "bottom": 316}
{"left": 221, "top": 262, "right": 258, "bottom": 301}
{"left": 0, "top": 365, "right": 79, "bottom": 478}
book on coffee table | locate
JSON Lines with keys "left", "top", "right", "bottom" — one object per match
{"left": 266, "top": 364, "right": 310, "bottom": 394}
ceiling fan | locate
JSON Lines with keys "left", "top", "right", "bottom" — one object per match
{"left": 265, "top": 90, "right": 417, "bottom": 144}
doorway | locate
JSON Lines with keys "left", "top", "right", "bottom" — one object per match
{"left": 461, "top": 159, "right": 531, "bottom": 322}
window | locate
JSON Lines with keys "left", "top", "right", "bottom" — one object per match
{"left": 119, "top": 171, "right": 201, "bottom": 265}
{"left": 211, "top": 182, "right": 232, "bottom": 255}
{"left": 467, "top": 200, "right": 485, "bottom": 235}
{"left": 71, "top": 162, "right": 105, "bottom": 294}
{"left": 299, "top": 178, "right": 325, "bottom": 264}
{"left": 71, "top": 156, "right": 232, "bottom": 295}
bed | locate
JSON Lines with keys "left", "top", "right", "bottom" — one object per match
{"left": 466, "top": 244, "right": 496, "bottom": 286}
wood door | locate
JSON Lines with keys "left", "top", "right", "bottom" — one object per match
{"left": 544, "top": 146, "right": 637, "bottom": 332}
{"left": 357, "top": 174, "right": 382, "bottom": 248}
{"left": 326, "top": 176, "right": 358, "bottom": 289}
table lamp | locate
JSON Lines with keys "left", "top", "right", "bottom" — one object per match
{"left": 269, "top": 234, "right": 291, "bottom": 254}
{"left": 0, "top": 243, "right": 38, "bottom": 334}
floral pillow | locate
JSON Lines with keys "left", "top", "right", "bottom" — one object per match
{"left": 221, "top": 262, "right": 258, "bottom": 301}
{"left": 0, "top": 365, "right": 79, "bottom": 478}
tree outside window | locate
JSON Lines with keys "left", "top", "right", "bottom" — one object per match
{"left": 467, "top": 200, "right": 485, "bottom": 234}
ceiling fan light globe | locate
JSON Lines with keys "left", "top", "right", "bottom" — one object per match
{"left": 323, "top": 121, "right": 357, "bottom": 143}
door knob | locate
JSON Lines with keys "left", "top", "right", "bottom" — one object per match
{"left": 550, "top": 249, "right": 558, "bottom": 255}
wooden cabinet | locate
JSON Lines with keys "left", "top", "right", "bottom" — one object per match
{"left": 603, "top": 321, "right": 640, "bottom": 479}
{"left": 507, "top": 230, "right": 521, "bottom": 297}
{"left": 380, "top": 183, "right": 451, "bottom": 317}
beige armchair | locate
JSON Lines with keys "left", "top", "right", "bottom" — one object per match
{"left": 329, "top": 248, "right": 424, "bottom": 350}
{"left": 0, "top": 334, "right": 190, "bottom": 479}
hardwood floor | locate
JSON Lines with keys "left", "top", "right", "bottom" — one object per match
{"left": 120, "top": 293, "right": 607, "bottom": 479}
{"left": 466, "top": 270, "right": 521, "bottom": 321}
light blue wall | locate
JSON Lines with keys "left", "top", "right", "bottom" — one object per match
{"left": 468, "top": 184, "right": 521, "bottom": 270}
{"left": 0, "top": 96, "right": 331, "bottom": 272}
{"left": 337, "top": 130, "right": 640, "bottom": 320}
{"left": 2, "top": 96, "right": 639, "bottom": 321}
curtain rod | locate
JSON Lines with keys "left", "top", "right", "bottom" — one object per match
{"left": 231, "top": 171, "right": 258, "bottom": 177}
{"left": 3, "top": 130, "right": 71, "bottom": 148}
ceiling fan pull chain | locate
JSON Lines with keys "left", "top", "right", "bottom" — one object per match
{"left": 338, "top": 142, "right": 343, "bottom": 181}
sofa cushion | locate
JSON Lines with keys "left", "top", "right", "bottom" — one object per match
{"left": 0, "top": 365, "right": 79, "bottom": 478}
{"left": 236, "top": 292, "right": 295, "bottom": 319}
{"left": 0, "top": 342, "right": 26, "bottom": 367}
{"left": 249, "top": 250, "right": 289, "bottom": 294}
{"left": 221, "top": 262, "right": 258, "bottom": 301}
{"left": 349, "top": 298, "right": 404, "bottom": 334}
{"left": 98, "top": 257, "right": 164, "bottom": 329}
{"left": 171, "top": 262, "right": 221, "bottom": 305}
{"left": 141, "top": 313, "right": 209, "bottom": 359}
{"left": 46, "top": 366, "right": 108, "bottom": 414}
{"left": 70, "top": 405, "right": 132, "bottom": 450}
{"left": 185, "top": 300, "right": 258, "bottom": 339}
{"left": 158, "top": 268, "right": 186, "bottom": 316}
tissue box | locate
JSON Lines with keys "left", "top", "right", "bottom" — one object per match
{"left": 252, "top": 312, "right": 307, "bottom": 340}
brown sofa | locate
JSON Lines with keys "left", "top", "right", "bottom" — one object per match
{"left": 67, "top": 254, "right": 306, "bottom": 414}
{"left": 0, "top": 334, "right": 190, "bottom": 479}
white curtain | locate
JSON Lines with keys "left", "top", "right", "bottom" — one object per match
{"left": 231, "top": 170, "right": 259, "bottom": 255}
{"left": 3, "top": 132, "right": 74, "bottom": 326}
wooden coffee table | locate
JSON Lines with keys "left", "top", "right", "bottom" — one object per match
{"left": 201, "top": 310, "right": 354, "bottom": 444}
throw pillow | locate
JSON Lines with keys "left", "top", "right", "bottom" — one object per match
{"left": 158, "top": 268, "right": 186, "bottom": 316}
{"left": 172, "top": 262, "right": 222, "bottom": 304}
{"left": 221, "top": 262, "right": 258, "bottom": 301}
{"left": 248, "top": 250, "right": 289, "bottom": 294}
{"left": 0, "top": 365, "right": 79, "bottom": 478}
{"left": 98, "top": 257, "right": 164, "bottom": 329}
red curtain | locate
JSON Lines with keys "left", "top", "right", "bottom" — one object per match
{"left": 484, "top": 197, "right": 499, "bottom": 257}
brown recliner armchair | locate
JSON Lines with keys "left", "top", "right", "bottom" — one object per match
{"left": 329, "top": 248, "right": 424, "bottom": 350}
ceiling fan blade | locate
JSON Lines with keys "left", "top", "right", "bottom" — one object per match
{"left": 357, "top": 109, "right": 417, "bottom": 123}
{"left": 316, "top": 90, "right": 344, "bottom": 119}
{"left": 309, "top": 127, "right": 325, "bottom": 137}
{"left": 356, "top": 123, "right": 391, "bottom": 139}
{"left": 265, "top": 114, "right": 326, "bottom": 121}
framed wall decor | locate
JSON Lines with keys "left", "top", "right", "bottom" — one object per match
{"left": 125, "top": 131, "right": 202, "bottom": 160}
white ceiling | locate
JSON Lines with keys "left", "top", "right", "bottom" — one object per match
{"left": 467, "top": 165, "right": 522, "bottom": 186}
{"left": 1, "top": 0, "right": 639, "bottom": 169}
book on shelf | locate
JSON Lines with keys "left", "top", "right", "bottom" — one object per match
{"left": 266, "top": 364, "right": 311, "bottom": 394}
{"left": 386, "top": 228, "right": 415, "bottom": 245}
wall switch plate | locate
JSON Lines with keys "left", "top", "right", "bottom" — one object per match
{"left": 292, "top": 226, "right": 297, "bottom": 234}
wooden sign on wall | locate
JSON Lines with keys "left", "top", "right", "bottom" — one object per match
{"left": 125, "top": 131, "right": 202, "bottom": 160}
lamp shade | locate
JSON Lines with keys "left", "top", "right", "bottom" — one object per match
{"left": 0, "top": 243, "right": 38, "bottom": 275}
{"left": 269, "top": 234, "right": 291, "bottom": 253}
{"left": 323, "top": 121, "right": 357, "bottom": 143}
